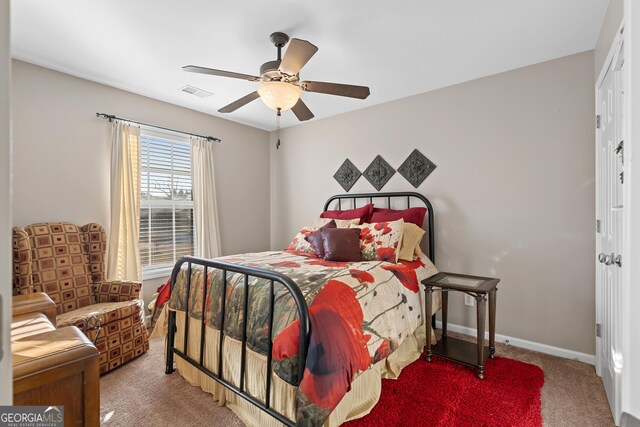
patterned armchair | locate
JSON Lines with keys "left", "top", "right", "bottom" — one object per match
{"left": 12, "top": 222, "right": 149, "bottom": 374}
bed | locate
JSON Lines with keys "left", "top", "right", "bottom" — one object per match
{"left": 159, "top": 192, "right": 441, "bottom": 427}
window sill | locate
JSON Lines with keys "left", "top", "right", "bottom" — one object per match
{"left": 142, "top": 267, "right": 173, "bottom": 281}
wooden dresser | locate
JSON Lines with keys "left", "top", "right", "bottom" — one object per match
{"left": 12, "top": 294, "right": 100, "bottom": 427}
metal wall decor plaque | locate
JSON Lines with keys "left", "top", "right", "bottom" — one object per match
{"left": 363, "top": 155, "right": 395, "bottom": 191}
{"left": 333, "top": 159, "right": 361, "bottom": 192}
{"left": 398, "top": 149, "right": 436, "bottom": 188}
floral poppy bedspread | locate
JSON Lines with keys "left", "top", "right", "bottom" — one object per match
{"left": 168, "top": 250, "right": 438, "bottom": 426}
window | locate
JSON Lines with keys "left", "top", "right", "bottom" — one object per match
{"left": 140, "top": 130, "right": 196, "bottom": 279}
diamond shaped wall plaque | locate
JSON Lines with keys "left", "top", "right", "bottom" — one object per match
{"left": 398, "top": 149, "right": 436, "bottom": 188}
{"left": 363, "top": 155, "right": 395, "bottom": 191}
{"left": 333, "top": 159, "right": 361, "bottom": 192}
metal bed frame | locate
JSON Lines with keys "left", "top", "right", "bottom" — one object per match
{"left": 165, "top": 191, "right": 435, "bottom": 426}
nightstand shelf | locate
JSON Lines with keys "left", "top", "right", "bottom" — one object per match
{"left": 430, "top": 337, "right": 491, "bottom": 369}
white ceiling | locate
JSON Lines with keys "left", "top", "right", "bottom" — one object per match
{"left": 11, "top": 0, "right": 609, "bottom": 131}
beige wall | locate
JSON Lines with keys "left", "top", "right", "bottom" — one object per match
{"left": 11, "top": 60, "right": 271, "bottom": 304}
{"left": 10, "top": 49, "right": 599, "bottom": 355}
{"left": 0, "top": 0, "right": 12, "bottom": 405}
{"left": 595, "top": 0, "right": 623, "bottom": 75}
{"left": 271, "top": 51, "right": 596, "bottom": 355}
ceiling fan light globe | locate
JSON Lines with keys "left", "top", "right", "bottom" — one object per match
{"left": 257, "top": 81, "right": 301, "bottom": 111}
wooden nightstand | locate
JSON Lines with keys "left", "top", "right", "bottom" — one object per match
{"left": 423, "top": 272, "right": 500, "bottom": 379}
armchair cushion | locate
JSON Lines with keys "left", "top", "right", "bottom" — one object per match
{"left": 57, "top": 299, "right": 148, "bottom": 374}
{"left": 94, "top": 280, "right": 142, "bottom": 302}
{"left": 56, "top": 300, "right": 143, "bottom": 328}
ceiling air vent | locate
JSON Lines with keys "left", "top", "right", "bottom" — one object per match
{"left": 180, "top": 85, "right": 213, "bottom": 98}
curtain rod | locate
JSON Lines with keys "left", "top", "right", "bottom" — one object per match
{"left": 95, "top": 113, "right": 221, "bottom": 142}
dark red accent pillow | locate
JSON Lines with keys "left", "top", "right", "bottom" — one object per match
{"left": 321, "top": 228, "right": 364, "bottom": 262}
{"left": 305, "top": 220, "right": 337, "bottom": 258}
{"left": 371, "top": 207, "right": 427, "bottom": 227}
{"left": 320, "top": 203, "right": 374, "bottom": 223}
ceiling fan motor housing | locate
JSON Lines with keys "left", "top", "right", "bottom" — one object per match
{"left": 260, "top": 60, "right": 299, "bottom": 83}
{"left": 260, "top": 60, "right": 281, "bottom": 77}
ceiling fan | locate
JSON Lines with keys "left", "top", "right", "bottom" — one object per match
{"left": 183, "top": 32, "right": 371, "bottom": 122}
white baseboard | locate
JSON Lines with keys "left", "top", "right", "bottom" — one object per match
{"left": 435, "top": 321, "right": 595, "bottom": 365}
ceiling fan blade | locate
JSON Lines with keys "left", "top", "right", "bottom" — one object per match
{"left": 218, "top": 91, "right": 260, "bottom": 113}
{"left": 183, "top": 65, "right": 259, "bottom": 81}
{"left": 291, "top": 99, "right": 314, "bottom": 121}
{"left": 279, "top": 39, "right": 318, "bottom": 75}
{"left": 300, "top": 81, "right": 370, "bottom": 99}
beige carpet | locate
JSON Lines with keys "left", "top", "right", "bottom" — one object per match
{"left": 100, "top": 334, "right": 614, "bottom": 426}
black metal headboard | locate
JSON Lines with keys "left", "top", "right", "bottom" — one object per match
{"left": 323, "top": 192, "right": 435, "bottom": 263}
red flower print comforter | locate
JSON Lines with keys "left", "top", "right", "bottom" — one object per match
{"left": 168, "top": 250, "right": 438, "bottom": 426}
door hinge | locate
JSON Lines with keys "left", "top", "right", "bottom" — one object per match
{"left": 596, "top": 115, "right": 601, "bottom": 129}
{"left": 596, "top": 323, "right": 602, "bottom": 338}
{"left": 616, "top": 141, "right": 624, "bottom": 184}
{"left": 596, "top": 219, "right": 601, "bottom": 233}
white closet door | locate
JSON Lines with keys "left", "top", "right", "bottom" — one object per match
{"left": 595, "top": 36, "right": 624, "bottom": 424}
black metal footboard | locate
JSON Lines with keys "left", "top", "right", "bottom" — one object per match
{"left": 165, "top": 256, "right": 310, "bottom": 426}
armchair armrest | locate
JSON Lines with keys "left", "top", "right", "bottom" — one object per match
{"left": 94, "top": 280, "right": 142, "bottom": 302}
{"left": 13, "top": 292, "right": 57, "bottom": 325}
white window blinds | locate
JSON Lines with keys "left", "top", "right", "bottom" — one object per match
{"left": 140, "top": 131, "right": 196, "bottom": 278}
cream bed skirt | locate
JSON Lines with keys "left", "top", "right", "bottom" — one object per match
{"left": 153, "top": 301, "right": 439, "bottom": 427}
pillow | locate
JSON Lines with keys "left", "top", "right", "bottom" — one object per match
{"left": 287, "top": 227, "right": 316, "bottom": 253}
{"left": 352, "top": 219, "right": 405, "bottom": 263}
{"left": 321, "top": 228, "right": 364, "bottom": 262}
{"left": 305, "top": 220, "right": 337, "bottom": 258}
{"left": 398, "top": 222, "right": 426, "bottom": 261}
{"left": 320, "top": 203, "right": 374, "bottom": 224}
{"left": 311, "top": 217, "right": 360, "bottom": 228}
{"left": 370, "top": 207, "right": 427, "bottom": 227}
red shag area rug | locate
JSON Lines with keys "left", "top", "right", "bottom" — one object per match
{"left": 343, "top": 355, "right": 544, "bottom": 427}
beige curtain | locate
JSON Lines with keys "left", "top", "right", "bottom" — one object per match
{"left": 191, "top": 137, "right": 221, "bottom": 259}
{"left": 107, "top": 121, "right": 142, "bottom": 281}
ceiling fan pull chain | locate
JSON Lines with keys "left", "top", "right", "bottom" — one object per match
{"left": 276, "top": 110, "right": 281, "bottom": 150}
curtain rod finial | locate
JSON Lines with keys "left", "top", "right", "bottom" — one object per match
{"left": 96, "top": 112, "right": 115, "bottom": 122}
